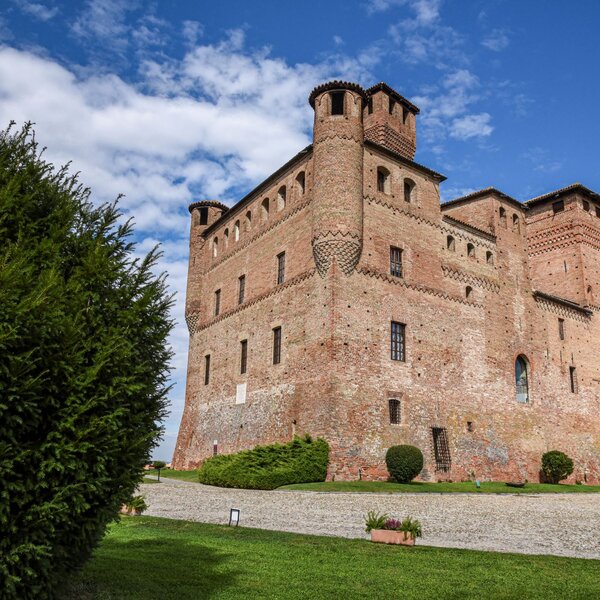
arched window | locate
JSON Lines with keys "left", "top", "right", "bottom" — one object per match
{"left": 446, "top": 235, "right": 455, "bottom": 251}
{"left": 245, "top": 210, "right": 252, "bottom": 232}
{"left": 296, "top": 171, "right": 305, "bottom": 196}
{"left": 234, "top": 220, "right": 240, "bottom": 241}
{"left": 465, "top": 286, "right": 473, "bottom": 299}
{"left": 330, "top": 91, "right": 345, "bottom": 115}
{"left": 224, "top": 228, "right": 229, "bottom": 248}
{"left": 261, "top": 198, "right": 270, "bottom": 222}
{"left": 486, "top": 250, "right": 494, "bottom": 265}
{"left": 587, "top": 285, "right": 594, "bottom": 303}
{"left": 277, "top": 186, "right": 286, "bottom": 211}
{"left": 515, "top": 355, "right": 530, "bottom": 403}
{"left": 377, "top": 167, "right": 391, "bottom": 194}
{"left": 404, "top": 179, "right": 415, "bottom": 203}
{"left": 213, "top": 237, "right": 219, "bottom": 258}
{"left": 499, "top": 206, "right": 507, "bottom": 226}
{"left": 467, "top": 243, "right": 475, "bottom": 258}
{"left": 512, "top": 214, "right": 520, "bottom": 231}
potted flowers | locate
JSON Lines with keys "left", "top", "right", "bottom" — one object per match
{"left": 365, "top": 511, "right": 422, "bottom": 546}
{"left": 120, "top": 495, "right": 148, "bottom": 516}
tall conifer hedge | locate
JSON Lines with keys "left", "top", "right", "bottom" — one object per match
{"left": 0, "top": 124, "right": 174, "bottom": 599}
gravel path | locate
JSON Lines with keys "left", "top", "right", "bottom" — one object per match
{"left": 142, "top": 478, "right": 600, "bottom": 559}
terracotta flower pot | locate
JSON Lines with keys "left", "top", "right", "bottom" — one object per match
{"left": 371, "top": 529, "right": 415, "bottom": 546}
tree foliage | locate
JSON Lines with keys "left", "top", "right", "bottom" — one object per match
{"left": 198, "top": 435, "right": 329, "bottom": 490}
{"left": 0, "top": 123, "right": 174, "bottom": 599}
{"left": 541, "top": 450, "right": 574, "bottom": 484}
{"left": 385, "top": 445, "right": 424, "bottom": 483}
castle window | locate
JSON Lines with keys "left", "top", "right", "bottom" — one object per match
{"left": 515, "top": 355, "right": 529, "bottom": 403}
{"left": 204, "top": 354, "right": 211, "bottom": 385}
{"left": 245, "top": 210, "right": 252, "bottom": 231}
{"left": 431, "top": 427, "right": 451, "bottom": 472}
{"left": 330, "top": 91, "right": 345, "bottom": 115}
{"left": 377, "top": 167, "right": 391, "bottom": 194}
{"left": 214, "top": 289, "right": 221, "bottom": 316}
{"left": 583, "top": 200, "right": 590, "bottom": 211}
{"left": 261, "top": 198, "right": 270, "bottom": 222}
{"left": 213, "top": 237, "right": 218, "bottom": 258}
{"left": 390, "top": 321, "right": 405, "bottom": 362}
{"left": 552, "top": 200, "right": 565, "bottom": 214}
{"left": 486, "top": 251, "right": 494, "bottom": 265}
{"left": 447, "top": 235, "right": 455, "bottom": 251}
{"left": 569, "top": 366, "right": 577, "bottom": 393}
{"left": 240, "top": 340, "right": 248, "bottom": 375}
{"left": 367, "top": 97, "right": 373, "bottom": 114}
{"left": 296, "top": 171, "right": 305, "bottom": 195}
{"left": 467, "top": 421, "right": 474, "bottom": 432}
{"left": 272, "top": 326, "right": 282, "bottom": 365}
{"left": 277, "top": 186, "right": 286, "bottom": 211}
{"left": 404, "top": 179, "right": 415, "bottom": 203}
{"left": 234, "top": 220, "right": 240, "bottom": 241}
{"left": 499, "top": 206, "right": 507, "bottom": 227}
{"left": 238, "top": 275, "right": 246, "bottom": 305}
{"left": 277, "top": 251, "right": 286, "bottom": 285}
{"left": 465, "top": 286, "right": 473, "bottom": 299}
{"left": 224, "top": 228, "right": 229, "bottom": 247}
{"left": 512, "top": 214, "right": 519, "bottom": 231}
{"left": 390, "top": 246, "right": 403, "bottom": 277}
{"left": 199, "top": 207, "right": 208, "bottom": 225}
{"left": 467, "top": 243, "right": 475, "bottom": 258}
{"left": 389, "top": 98, "right": 395, "bottom": 115}
{"left": 389, "top": 398, "right": 401, "bottom": 425}
{"left": 588, "top": 285, "right": 594, "bottom": 302}
{"left": 558, "top": 318, "right": 565, "bottom": 340}
{"left": 402, "top": 106, "right": 409, "bottom": 124}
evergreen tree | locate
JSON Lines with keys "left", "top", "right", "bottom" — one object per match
{"left": 0, "top": 123, "right": 174, "bottom": 599}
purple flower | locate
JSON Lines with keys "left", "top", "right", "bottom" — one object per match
{"left": 383, "top": 518, "right": 402, "bottom": 530}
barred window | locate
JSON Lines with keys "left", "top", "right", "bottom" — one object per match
{"left": 277, "top": 252, "right": 286, "bottom": 285}
{"left": 390, "top": 321, "right": 405, "bottom": 362}
{"left": 390, "top": 247, "right": 403, "bottom": 277}
{"left": 214, "top": 289, "right": 221, "bottom": 316}
{"left": 389, "top": 398, "right": 401, "bottom": 424}
{"left": 204, "top": 354, "right": 211, "bottom": 385}
{"left": 432, "top": 427, "right": 451, "bottom": 472}
{"left": 238, "top": 275, "right": 246, "bottom": 305}
{"left": 240, "top": 340, "right": 248, "bottom": 375}
{"left": 272, "top": 326, "right": 282, "bottom": 365}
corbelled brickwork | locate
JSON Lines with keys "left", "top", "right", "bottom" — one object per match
{"left": 173, "top": 80, "right": 600, "bottom": 485}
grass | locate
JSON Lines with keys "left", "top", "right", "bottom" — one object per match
{"left": 278, "top": 480, "right": 600, "bottom": 494}
{"left": 64, "top": 516, "right": 600, "bottom": 599}
{"left": 141, "top": 468, "right": 199, "bottom": 483}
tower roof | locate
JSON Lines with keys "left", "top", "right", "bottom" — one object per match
{"left": 188, "top": 200, "right": 229, "bottom": 214}
{"left": 525, "top": 183, "right": 600, "bottom": 207}
{"left": 308, "top": 80, "right": 367, "bottom": 107}
{"left": 365, "top": 82, "right": 420, "bottom": 114}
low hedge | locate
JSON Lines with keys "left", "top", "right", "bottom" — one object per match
{"left": 385, "top": 445, "right": 424, "bottom": 483}
{"left": 198, "top": 435, "right": 329, "bottom": 490}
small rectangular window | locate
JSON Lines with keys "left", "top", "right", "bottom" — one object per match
{"left": 552, "top": 200, "right": 565, "bottom": 214}
{"left": 272, "top": 326, "right": 282, "bottom": 365}
{"left": 391, "top": 321, "right": 405, "bottom": 362}
{"left": 331, "top": 91, "right": 345, "bottom": 115}
{"left": 204, "top": 354, "right": 211, "bottom": 385}
{"left": 277, "top": 252, "right": 286, "bottom": 285}
{"left": 583, "top": 200, "right": 590, "bottom": 211}
{"left": 388, "top": 98, "right": 395, "bottom": 115}
{"left": 240, "top": 340, "right": 248, "bottom": 375}
{"left": 558, "top": 318, "right": 565, "bottom": 341}
{"left": 389, "top": 398, "right": 401, "bottom": 424}
{"left": 238, "top": 275, "right": 246, "bottom": 305}
{"left": 569, "top": 366, "right": 577, "bottom": 393}
{"left": 390, "top": 247, "right": 403, "bottom": 277}
{"left": 214, "top": 289, "right": 221, "bottom": 316}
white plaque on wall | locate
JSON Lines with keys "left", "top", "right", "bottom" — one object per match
{"left": 235, "top": 383, "right": 247, "bottom": 404}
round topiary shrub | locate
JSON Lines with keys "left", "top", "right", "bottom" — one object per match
{"left": 541, "top": 450, "right": 574, "bottom": 484}
{"left": 385, "top": 445, "right": 424, "bottom": 483}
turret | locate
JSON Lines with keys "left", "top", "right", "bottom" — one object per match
{"left": 185, "top": 200, "right": 228, "bottom": 333}
{"left": 309, "top": 81, "right": 367, "bottom": 276}
{"left": 364, "top": 82, "right": 419, "bottom": 160}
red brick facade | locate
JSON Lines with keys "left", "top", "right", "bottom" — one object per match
{"left": 173, "top": 80, "right": 600, "bottom": 484}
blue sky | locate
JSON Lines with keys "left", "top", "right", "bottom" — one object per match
{"left": 2, "top": 0, "right": 599, "bottom": 460}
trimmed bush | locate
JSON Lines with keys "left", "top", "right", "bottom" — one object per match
{"left": 386, "top": 445, "right": 424, "bottom": 483}
{"left": 542, "top": 450, "right": 574, "bottom": 484}
{"left": 198, "top": 435, "right": 329, "bottom": 490}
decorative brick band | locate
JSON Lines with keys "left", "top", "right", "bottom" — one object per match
{"left": 357, "top": 266, "right": 483, "bottom": 308}
{"left": 364, "top": 124, "right": 415, "bottom": 160}
{"left": 313, "top": 237, "right": 362, "bottom": 277}
{"left": 441, "top": 265, "right": 500, "bottom": 293}
{"left": 186, "top": 268, "right": 318, "bottom": 334}
{"left": 533, "top": 295, "right": 592, "bottom": 323}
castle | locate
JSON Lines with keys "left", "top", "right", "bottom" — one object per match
{"left": 173, "top": 80, "right": 600, "bottom": 484}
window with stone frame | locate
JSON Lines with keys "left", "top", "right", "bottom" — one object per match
{"left": 240, "top": 340, "right": 248, "bottom": 375}
{"left": 390, "top": 321, "right": 405, "bottom": 362}
{"left": 388, "top": 398, "right": 401, "bottom": 424}
{"left": 272, "top": 326, "right": 282, "bottom": 365}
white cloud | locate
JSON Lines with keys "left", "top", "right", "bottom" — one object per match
{"left": 482, "top": 29, "right": 510, "bottom": 52}
{"left": 449, "top": 113, "right": 493, "bottom": 139}
{"left": 522, "top": 147, "right": 562, "bottom": 173}
{"left": 71, "top": 0, "right": 134, "bottom": 48}
{"left": 14, "top": 1, "right": 59, "bottom": 21}
{"left": 182, "top": 20, "right": 204, "bottom": 47}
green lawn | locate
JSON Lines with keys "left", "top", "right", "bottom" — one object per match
{"left": 141, "top": 468, "right": 199, "bottom": 483}
{"left": 278, "top": 480, "right": 600, "bottom": 494}
{"left": 64, "top": 516, "right": 600, "bottom": 599}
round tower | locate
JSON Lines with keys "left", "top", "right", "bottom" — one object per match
{"left": 309, "top": 81, "right": 366, "bottom": 276}
{"left": 185, "top": 200, "right": 228, "bottom": 333}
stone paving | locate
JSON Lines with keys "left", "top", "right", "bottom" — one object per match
{"left": 142, "top": 477, "right": 600, "bottom": 559}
